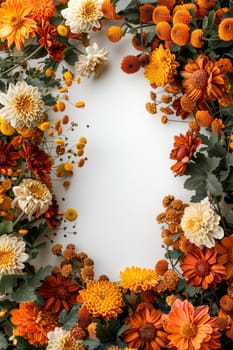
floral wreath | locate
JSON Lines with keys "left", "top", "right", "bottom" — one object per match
{"left": 0, "top": 0, "right": 233, "bottom": 349}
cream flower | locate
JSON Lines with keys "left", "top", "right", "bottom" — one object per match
{"left": 0, "top": 234, "right": 29, "bottom": 279}
{"left": 0, "top": 81, "right": 45, "bottom": 128}
{"left": 75, "top": 42, "right": 109, "bottom": 77}
{"left": 181, "top": 197, "right": 224, "bottom": 248}
{"left": 12, "top": 179, "right": 52, "bottom": 221}
{"left": 47, "top": 327, "right": 85, "bottom": 350}
{"left": 61, "top": 0, "right": 103, "bottom": 33}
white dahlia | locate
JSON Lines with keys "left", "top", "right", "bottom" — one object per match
{"left": 47, "top": 327, "right": 85, "bottom": 350}
{"left": 181, "top": 197, "right": 224, "bottom": 248}
{"left": 12, "top": 179, "right": 52, "bottom": 221}
{"left": 0, "top": 234, "right": 29, "bottom": 279}
{"left": 0, "top": 81, "right": 45, "bottom": 128}
{"left": 75, "top": 42, "right": 109, "bottom": 77}
{"left": 61, "top": 0, "right": 103, "bottom": 33}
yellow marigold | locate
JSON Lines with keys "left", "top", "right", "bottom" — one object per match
{"left": 173, "top": 9, "right": 192, "bottom": 24}
{"left": 107, "top": 26, "right": 123, "bottom": 42}
{"left": 163, "top": 269, "right": 179, "bottom": 291}
{"left": 119, "top": 266, "right": 160, "bottom": 293}
{"left": 152, "top": 5, "right": 171, "bottom": 24}
{"left": 144, "top": 44, "right": 179, "bottom": 86}
{"left": 156, "top": 21, "right": 171, "bottom": 41}
{"left": 190, "top": 29, "right": 204, "bottom": 48}
{"left": 64, "top": 208, "right": 78, "bottom": 221}
{"left": 79, "top": 280, "right": 124, "bottom": 320}
{"left": 195, "top": 110, "right": 213, "bottom": 127}
{"left": 57, "top": 24, "right": 68, "bottom": 36}
{"left": 171, "top": 23, "right": 190, "bottom": 46}
{"left": 218, "top": 18, "right": 233, "bottom": 41}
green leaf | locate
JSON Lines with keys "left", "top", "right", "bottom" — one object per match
{"left": 0, "top": 332, "right": 8, "bottom": 350}
{"left": 0, "top": 221, "right": 13, "bottom": 234}
{"left": 59, "top": 304, "right": 80, "bottom": 330}
{"left": 96, "top": 319, "right": 122, "bottom": 344}
{"left": 0, "top": 275, "right": 20, "bottom": 294}
{"left": 10, "top": 285, "right": 37, "bottom": 302}
{"left": 84, "top": 338, "right": 101, "bottom": 350}
{"left": 206, "top": 173, "right": 223, "bottom": 198}
{"left": 225, "top": 209, "right": 233, "bottom": 227}
{"left": 28, "top": 265, "right": 52, "bottom": 288}
{"left": 185, "top": 285, "right": 199, "bottom": 297}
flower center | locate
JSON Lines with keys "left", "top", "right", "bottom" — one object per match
{"left": 9, "top": 15, "right": 23, "bottom": 29}
{"left": 62, "top": 334, "right": 80, "bottom": 350}
{"left": 57, "top": 285, "right": 67, "bottom": 298}
{"left": 0, "top": 248, "right": 15, "bottom": 269}
{"left": 195, "top": 259, "right": 210, "bottom": 277}
{"left": 82, "top": 2, "right": 97, "bottom": 19}
{"left": 0, "top": 151, "right": 7, "bottom": 165}
{"left": 182, "top": 322, "right": 197, "bottom": 339}
{"left": 139, "top": 323, "right": 156, "bottom": 341}
{"left": 15, "top": 94, "right": 34, "bottom": 116}
{"left": 186, "top": 216, "right": 202, "bottom": 233}
{"left": 191, "top": 69, "right": 208, "bottom": 89}
{"left": 25, "top": 181, "right": 51, "bottom": 200}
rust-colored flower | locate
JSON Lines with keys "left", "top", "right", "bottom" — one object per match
{"left": 215, "top": 234, "right": 233, "bottom": 280}
{"left": 78, "top": 280, "right": 124, "bottom": 320}
{"left": 121, "top": 55, "right": 141, "bottom": 74}
{"left": 43, "top": 197, "right": 60, "bottom": 229}
{"left": 131, "top": 32, "right": 147, "bottom": 51}
{"left": 163, "top": 299, "right": 221, "bottom": 350}
{"left": 170, "top": 129, "right": 201, "bottom": 176}
{"left": 11, "top": 301, "right": 59, "bottom": 345}
{"left": 139, "top": 4, "right": 154, "bottom": 22}
{"left": 38, "top": 273, "right": 80, "bottom": 313}
{"left": 180, "top": 245, "right": 226, "bottom": 289}
{"left": 0, "top": 139, "right": 19, "bottom": 169}
{"left": 123, "top": 304, "right": 168, "bottom": 350}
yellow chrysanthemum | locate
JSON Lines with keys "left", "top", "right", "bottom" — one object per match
{"left": 119, "top": 266, "right": 160, "bottom": 293}
{"left": 144, "top": 44, "right": 179, "bottom": 86}
{"left": 79, "top": 280, "right": 124, "bottom": 320}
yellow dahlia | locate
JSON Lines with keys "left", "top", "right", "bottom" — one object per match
{"left": 0, "top": 0, "right": 37, "bottom": 50}
{"left": 119, "top": 266, "right": 160, "bottom": 293}
{"left": 144, "top": 44, "right": 179, "bottom": 86}
{"left": 78, "top": 280, "right": 124, "bottom": 320}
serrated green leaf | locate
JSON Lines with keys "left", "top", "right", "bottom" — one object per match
{"left": 185, "top": 285, "right": 199, "bottom": 297}
{"left": 0, "top": 221, "right": 13, "bottom": 234}
{"left": 84, "top": 338, "right": 101, "bottom": 350}
{"left": 0, "top": 275, "right": 20, "bottom": 294}
{"left": 28, "top": 265, "right": 52, "bottom": 288}
{"left": 59, "top": 304, "right": 80, "bottom": 330}
{"left": 10, "top": 285, "right": 37, "bottom": 302}
{"left": 184, "top": 173, "right": 206, "bottom": 191}
{"left": 206, "top": 173, "right": 223, "bottom": 198}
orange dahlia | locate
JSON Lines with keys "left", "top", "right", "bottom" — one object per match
{"left": 78, "top": 280, "right": 124, "bottom": 320}
{"left": 0, "top": 0, "right": 37, "bottom": 50}
{"left": 123, "top": 304, "right": 168, "bottom": 350}
{"left": 180, "top": 245, "right": 226, "bottom": 289}
{"left": 11, "top": 301, "right": 59, "bottom": 345}
{"left": 163, "top": 299, "right": 221, "bottom": 350}
{"left": 215, "top": 234, "right": 233, "bottom": 280}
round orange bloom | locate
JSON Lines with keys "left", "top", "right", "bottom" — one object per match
{"left": 155, "top": 259, "right": 168, "bottom": 275}
{"left": 123, "top": 305, "right": 168, "bottom": 350}
{"left": 156, "top": 21, "right": 171, "bottom": 40}
{"left": 180, "top": 94, "right": 197, "bottom": 112}
{"left": 219, "top": 295, "right": 233, "bottom": 312}
{"left": 26, "top": 0, "right": 55, "bottom": 23}
{"left": 139, "top": 4, "right": 154, "bottom": 22}
{"left": 173, "top": 9, "right": 192, "bottom": 24}
{"left": 190, "top": 29, "right": 204, "bottom": 48}
{"left": 152, "top": 5, "right": 171, "bottom": 24}
{"left": 158, "top": 0, "right": 176, "bottom": 9}
{"left": 173, "top": 3, "right": 198, "bottom": 15}
{"left": 215, "top": 234, "right": 233, "bottom": 280}
{"left": 163, "top": 299, "right": 221, "bottom": 350}
{"left": 11, "top": 302, "right": 59, "bottom": 345}
{"left": 0, "top": 0, "right": 37, "bottom": 50}
{"left": 107, "top": 25, "right": 123, "bottom": 42}
{"left": 180, "top": 245, "right": 226, "bottom": 289}
{"left": 121, "top": 55, "right": 141, "bottom": 74}
{"left": 101, "top": 0, "right": 121, "bottom": 19}
{"left": 131, "top": 32, "right": 147, "bottom": 51}
{"left": 195, "top": 110, "right": 213, "bottom": 127}
{"left": 196, "top": 0, "right": 216, "bottom": 8}
{"left": 211, "top": 118, "right": 225, "bottom": 133}
{"left": 171, "top": 23, "right": 190, "bottom": 46}
{"left": 218, "top": 18, "right": 233, "bottom": 41}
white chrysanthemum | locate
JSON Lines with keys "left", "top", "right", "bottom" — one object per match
{"left": 47, "top": 327, "right": 85, "bottom": 350}
{"left": 12, "top": 179, "right": 52, "bottom": 221}
{"left": 181, "top": 197, "right": 224, "bottom": 248}
{"left": 61, "top": 0, "right": 103, "bottom": 33}
{"left": 0, "top": 81, "right": 45, "bottom": 128}
{"left": 0, "top": 234, "right": 29, "bottom": 278}
{"left": 75, "top": 42, "right": 109, "bottom": 77}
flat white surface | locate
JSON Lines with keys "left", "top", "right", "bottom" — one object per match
{"left": 46, "top": 33, "right": 191, "bottom": 281}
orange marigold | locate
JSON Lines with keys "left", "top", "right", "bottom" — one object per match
{"left": 172, "top": 9, "right": 192, "bottom": 24}
{"left": 156, "top": 21, "right": 171, "bottom": 41}
{"left": 215, "top": 234, "right": 233, "bottom": 280}
{"left": 171, "top": 23, "right": 190, "bottom": 46}
{"left": 11, "top": 302, "right": 59, "bottom": 345}
{"left": 196, "top": 0, "right": 216, "bottom": 8}
{"left": 219, "top": 295, "right": 233, "bottom": 312}
{"left": 26, "top": 0, "right": 55, "bottom": 23}
{"left": 155, "top": 259, "right": 169, "bottom": 276}
{"left": 107, "top": 25, "right": 123, "bottom": 42}
{"left": 121, "top": 55, "right": 141, "bottom": 74}
{"left": 190, "top": 29, "right": 204, "bottom": 48}
{"left": 211, "top": 118, "right": 225, "bottom": 133}
{"left": 152, "top": 5, "right": 171, "bottom": 24}
{"left": 78, "top": 280, "right": 124, "bottom": 320}
{"left": 218, "top": 17, "right": 233, "bottom": 41}
{"left": 195, "top": 110, "right": 213, "bottom": 127}
{"left": 139, "top": 4, "right": 154, "bottom": 22}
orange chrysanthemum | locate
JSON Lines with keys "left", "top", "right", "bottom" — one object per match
{"left": 195, "top": 110, "right": 213, "bottom": 127}
{"left": 0, "top": 0, "right": 37, "bottom": 50}
{"left": 123, "top": 304, "right": 168, "bottom": 350}
{"left": 152, "top": 5, "right": 171, "bottom": 24}
{"left": 11, "top": 301, "right": 59, "bottom": 345}
{"left": 26, "top": 0, "right": 55, "bottom": 23}
{"left": 215, "top": 234, "right": 233, "bottom": 280}
{"left": 190, "top": 29, "right": 204, "bottom": 48}
{"left": 170, "top": 129, "right": 201, "bottom": 176}
{"left": 180, "top": 245, "right": 226, "bottom": 289}
{"left": 139, "top": 4, "right": 155, "bottom": 22}
{"left": 101, "top": 0, "right": 121, "bottom": 20}
{"left": 78, "top": 280, "right": 124, "bottom": 320}
{"left": 163, "top": 299, "right": 221, "bottom": 350}
{"left": 173, "top": 9, "right": 192, "bottom": 24}
{"left": 121, "top": 55, "right": 141, "bottom": 74}
{"left": 156, "top": 21, "right": 171, "bottom": 41}
{"left": 119, "top": 266, "right": 160, "bottom": 293}
{"left": 38, "top": 273, "right": 80, "bottom": 313}
{"left": 171, "top": 23, "right": 190, "bottom": 46}
{"left": 218, "top": 17, "right": 233, "bottom": 41}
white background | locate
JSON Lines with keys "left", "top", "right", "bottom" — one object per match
{"left": 45, "top": 31, "right": 191, "bottom": 281}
